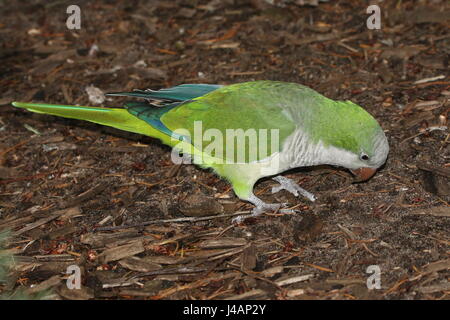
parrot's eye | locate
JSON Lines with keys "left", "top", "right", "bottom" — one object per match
{"left": 360, "top": 153, "right": 370, "bottom": 161}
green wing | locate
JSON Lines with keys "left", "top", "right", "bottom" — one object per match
{"left": 109, "top": 84, "right": 224, "bottom": 144}
{"left": 160, "top": 82, "right": 297, "bottom": 163}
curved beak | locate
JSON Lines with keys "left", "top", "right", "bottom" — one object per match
{"left": 351, "top": 167, "right": 377, "bottom": 182}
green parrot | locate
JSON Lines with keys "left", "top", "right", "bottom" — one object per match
{"left": 12, "top": 81, "right": 389, "bottom": 220}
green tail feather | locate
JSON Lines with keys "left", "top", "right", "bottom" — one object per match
{"left": 11, "top": 101, "right": 203, "bottom": 162}
{"left": 11, "top": 102, "right": 155, "bottom": 137}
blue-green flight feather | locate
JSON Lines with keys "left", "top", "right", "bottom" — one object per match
{"left": 107, "top": 84, "right": 222, "bottom": 102}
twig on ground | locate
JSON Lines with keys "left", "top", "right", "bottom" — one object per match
{"left": 94, "top": 211, "right": 252, "bottom": 232}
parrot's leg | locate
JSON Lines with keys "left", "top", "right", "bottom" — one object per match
{"left": 271, "top": 176, "right": 316, "bottom": 202}
{"left": 227, "top": 172, "right": 296, "bottom": 224}
{"left": 231, "top": 194, "right": 294, "bottom": 224}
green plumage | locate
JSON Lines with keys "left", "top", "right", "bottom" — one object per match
{"left": 12, "top": 81, "right": 380, "bottom": 161}
{"left": 160, "top": 81, "right": 380, "bottom": 161}
{"left": 161, "top": 83, "right": 297, "bottom": 162}
{"left": 11, "top": 81, "right": 388, "bottom": 209}
{"left": 10, "top": 102, "right": 155, "bottom": 137}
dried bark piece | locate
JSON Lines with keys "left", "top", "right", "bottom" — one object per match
{"left": 118, "top": 256, "right": 162, "bottom": 272}
{"left": 144, "top": 255, "right": 186, "bottom": 265}
{"left": 409, "top": 206, "right": 450, "bottom": 217}
{"left": 241, "top": 243, "right": 257, "bottom": 270}
{"left": 57, "top": 285, "right": 94, "bottom": 300}
{"left": 421, "top": 259, "right": 450, "bottom": 274}
{"left": 198, "top": 237, "right": 247, "bottom": 249}
{"left": 179, "top": 194, "right": 224, "bottom": 217}
{"left": 98, "top": 241, "right": 145, "bottom": 263}
{"left": 26, "top": 275, "right": 61, "bottom": 294}
{"left": 81, "top": 231, "right": 141, "bottom": 247}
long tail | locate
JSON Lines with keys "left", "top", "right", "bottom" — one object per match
{"left": 11, "top": 102, "right": 154, "bottom": 137}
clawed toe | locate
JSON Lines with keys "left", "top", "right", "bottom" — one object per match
{"left": 271, "top": 175, "right": 316, "bottom": 202}
{"left": 232, "top": 192, "right": 303, "bottom": 224}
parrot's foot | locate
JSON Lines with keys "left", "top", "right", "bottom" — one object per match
{"left": 271, "top": 175, "right": 316, "bottom": 202}
{"left": 231, "top": 194, "right": 295, "bottom": 224}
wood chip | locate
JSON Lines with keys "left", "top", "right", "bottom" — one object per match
{"left": 98, "top": 240, "right": 145, "bottom": 263}
{"left": 47, "top": 223, "right": 78, "bottom": 240}
{"left": 81, "top": 231, "right": 141, "bottom": 247}
{"left": 57, "top": 285, "right": 94, "bottom": 300}
{"left": 144, "top": 255, "right": 186, "bottom": 265}
{"left": 208, "top": 247, "right": 245, "bottom": 261}
{"left": 33, "top": 254, "right": 76, "bottom": 262}
{"left": 409, "top": 206, "right": 450, "bottom": 217}
{"left": 27, "top": 275, "right": 61, "bottom": 294}
{"left": 59, "top": 207, "right": 82, "bottom": 221}
{"left": 275, "top": 274, "right": 314, "bottom": 286}
{"left": 184, "top": 248, "right": 237, "bottom": 259}
{"left": 286, "top": 288, "right": 306, "bottom": 297}
{"left": 421, "top": 259, "right": 450, "bottom": 274}
{"left": 337, "top": 224, "right": 357, "bottom": 240}
{"left": 417, "top": 162, "right": 450, "bottom": 178}
{"left": 326, "top": 278, "right": 366, "bottom": 285}
{"left": 179, "top": 194, "right": 224, "bottom": 217}
{"left": 226, "top": 272, "right": 314, "bottom": 300}
{"left": 118, "top": 256, "right": 162, "bottom": 272}
{"left": 132, "top": 266, "right": 208, "bottom": 279}
{"left": 241, "top": 243, "right": 257, "bottom": 270}
{"left": 13, "top": 211, "right": 67, "bottom": 236}
{"left": 0, "top": 216, "right": 34, "bottom": 230}
{"left": 62, "top": 182, "right": 109, "bottom": 208}
{"left": 418, "top": 281, "right": 450, "bottom": 294}
{"left": 198, "top": 237, "right": 247, "bottom": 249}
{"left": 260, "top": 266, "right": 284, "bottom": 278}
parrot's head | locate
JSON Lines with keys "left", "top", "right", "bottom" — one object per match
{"left": 345, "top": 128, "right": 389, "bottom": 182}
{"left": 308, "top": 100, "right": 389, "bottom": 182}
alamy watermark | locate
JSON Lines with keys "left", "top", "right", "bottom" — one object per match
{"left": 366, "top": 5, "right": 381, "bottom": 30}
{"left": 65, "top": 4, "right": 382, "bottom": 32}
{"left": 170, "top": 121, "right": 281, "bottom": 173}
{"left": 66, "top": 265, "right": 81, "bottom": 289}
{"left": 66, "top": 5, "right": 81, "bottom": 30}
{"left": 366, "top": 265, "right": 381, "bottom": 290}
